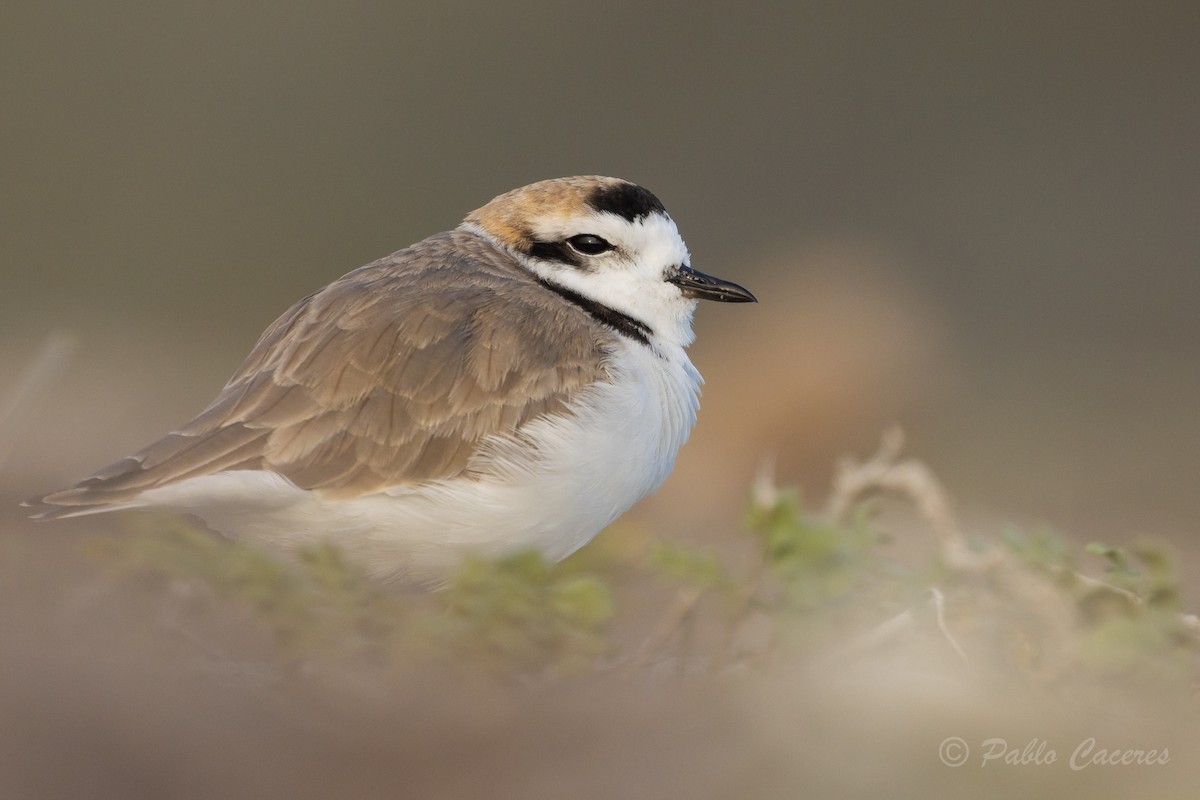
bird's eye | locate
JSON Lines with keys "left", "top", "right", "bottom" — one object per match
{"left": 566, "top": 234, "right": 614, "bottom": 256}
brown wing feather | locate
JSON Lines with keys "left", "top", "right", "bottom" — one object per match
{"left": 32, "top": 229, "right": 612, "bottom": 515}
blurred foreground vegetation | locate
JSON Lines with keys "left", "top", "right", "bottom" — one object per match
{"left": 87, "top": 430, "right": 1200, "bottom": 696}
{"left": 7, "top": 430, "right": 1198, "bottom": 799}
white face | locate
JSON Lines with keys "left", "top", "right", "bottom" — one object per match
{"left": 521, "top": 209, "right": 700, "bottom": 350}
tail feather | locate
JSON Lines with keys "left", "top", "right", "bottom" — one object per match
{"left": 26, "top": 423, "right": 269, "bottom": 521}
{"left": 23, "top": 493, "right": 142, "bottom": 520}
{"left": 25, "top": 467, "right": 153, "bottom": 519}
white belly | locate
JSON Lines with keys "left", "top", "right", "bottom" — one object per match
{"left": 136, "top": 341, "right": 702, "bottom": 585}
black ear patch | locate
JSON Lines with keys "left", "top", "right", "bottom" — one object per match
{"left": 588, "top": 182, "right": 666, "bottom": 222}
{"left": 528, "top": 240, "right": 584, "bottom": 267}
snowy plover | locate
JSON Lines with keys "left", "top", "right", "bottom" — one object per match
{"left": 28, "top": 176, "right": 755, "bottom": 585}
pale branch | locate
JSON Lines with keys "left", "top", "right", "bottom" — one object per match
{"left": 0, "top": 331, "right": 78, "bottom": 469}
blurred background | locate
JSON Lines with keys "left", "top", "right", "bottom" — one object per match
{"left": 4, "top": 0, "right": 1197, "bottom": 547}
{"left": 2, "top": 1, "right": 1197, "bottom": 797}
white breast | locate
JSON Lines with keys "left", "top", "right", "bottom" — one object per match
{"left": 136, "top": 339, "right": 702, "bottom": 586}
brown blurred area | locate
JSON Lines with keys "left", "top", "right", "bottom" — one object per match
{"left": 2, "top": 1, "right": 1198, "bottom": 797}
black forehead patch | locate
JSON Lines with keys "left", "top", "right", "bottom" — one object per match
{"left": 588, "top": 182, "right": 667, "bottom": 222}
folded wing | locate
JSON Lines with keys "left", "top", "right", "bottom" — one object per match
{"left": 31, "top": 231, "right": 611, "bottom": 517}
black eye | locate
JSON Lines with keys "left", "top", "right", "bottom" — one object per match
{"left": 566, "top": 234, "right": 614, "bottom": 256}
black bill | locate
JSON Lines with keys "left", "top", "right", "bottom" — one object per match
{"left": 668, "top": 265, "right": 757, "bottom": 303}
